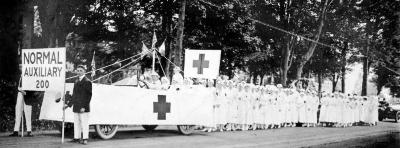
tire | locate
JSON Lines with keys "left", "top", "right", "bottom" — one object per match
{"left": 94, "top": 125, "right": 118, "bottom": 139}
{"left": 177, "top": 125, "right": 195, "bottom": 135}
{"left": 396, "top": 112, "right": 400, "bottom": 123}
{"left": 142, "top": 125, "right": 158, "bottom": 131}
{"left": 55, "top": 122, "right": 74, "bottom": 137}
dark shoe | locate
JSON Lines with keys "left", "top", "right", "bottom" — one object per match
{"left": 69, "top": 139, "right": 80, "bottom": 143}
{"left": 9, "top": 131, "right": 18, "bottom": 137}
{"left": 82, "top": 139, "right": 88, "bottom": 145}
{"left": 26, "top": 131, "right": 34, "bottom": 137}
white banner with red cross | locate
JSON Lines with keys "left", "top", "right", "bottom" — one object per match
{"left": 39, "top": 84, "right": 215, "bottom": 127}
{"left": 184, "top": 49, "right": 221, "bottom": 79}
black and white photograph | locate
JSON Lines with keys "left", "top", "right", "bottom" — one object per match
{"left": 0, "top": 0, "right": 399, "bottom": 147}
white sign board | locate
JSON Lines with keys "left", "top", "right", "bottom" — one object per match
{"left": 184, "top": 49, "right": 221, "bottom": 79}
{"left": 21, "top": 48, "right": 66, "bottom": 91}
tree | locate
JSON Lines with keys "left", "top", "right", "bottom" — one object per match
{"left": 0, "top": 0, "right": 24, "bottom": 131}
{"left": 322, "top": 0, "right": 361, "bottom": 93}
{"left": 245, "top": 49, "right": 280, "bottom": 84}
{"left": 183, "top": 0, "right": 261, "bottom": 77}
{"left": 252, "top": 0, "right": 335, "bottom": 86}
{"left": 295, "top": 0, "right": 331, "bottom": 80}
{"left": 356, "top": 0, "right": 400, "bottom": 95}
{"left": 304, "top": 39, "right": 342, "bottom": 93}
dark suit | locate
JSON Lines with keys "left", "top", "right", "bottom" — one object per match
{"left": 24, "top": 91, "right": 36, "bottom": 106}
{"left": 69, "top": 76, "right": 92, "bottom": 113}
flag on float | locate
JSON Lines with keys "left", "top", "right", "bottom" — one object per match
{"left": 141, "top": 41, "right": 150, "bottom": 59}
{"left": 151, "top": 31, "right": 157, "bottom": 50}
{"left": 158, "top": 40, "right": 165, "bottom": 56}
{"left": 91, "top": 51, "right": 96, "bottom": 78}
{"left": 184, "top": 49, "right": 221, "bottom": 79}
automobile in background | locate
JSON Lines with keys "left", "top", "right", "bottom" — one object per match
{"left": 378, "top": 100, "right": 400, "bottom": 122}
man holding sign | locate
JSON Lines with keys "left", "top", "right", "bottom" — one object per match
{"left": 17, "top": 48, "right": 66, "bottom": 139}
{"left": 65, "top": 65, "right": 92, "bottom": 145}
{"left": 11, "top": 48, "right": 66, "bottom": 137}
{"left": 9, "top": 78, "right": 35, "bottom": 137}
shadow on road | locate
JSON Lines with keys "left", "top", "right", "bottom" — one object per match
{"left": 40, "top": 129, "right": 207, "bottom": 141}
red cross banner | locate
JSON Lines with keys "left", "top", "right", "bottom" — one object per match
{"left": 40, "top": 84, "right": 215, "bottom": 127}
{"left": 184, "top": 49, "right": 221, "bottom": 79}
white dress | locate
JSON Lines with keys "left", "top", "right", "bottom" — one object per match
{"left": 271, "top": 93, "right": 278, "bottom": 125}
{"left": 265, "top": 93, "right": 273, "bottom": 125}
{"left": 254, "top": 91, "right": 262, "bottom": 124}
{"left": 291, "top": 92, "right": 300, "bottom": 123}
{"left": 215, "top": 85, "right": 226, "bottom": 125}
{"left": 226, "top": 87, "right": 236, "bottom": 124}
{"left": 326, "top": 96, "right": 333, "bottom": 123}
{"left": 259, "top": 92, "right": 267, "bottom": 125}
{"left": 305, "top": 95, "right": 313, "bottom": 123}
{"left": 311, "top": 95, "right": 318, "bottom": 124}
{"left": 212, "top": 87, "right": 219, "bottom": 126}
{"left": 319, "top": 96, "right": 327, "bottom": 122}
{"left": 237, "top": 89, "right": 246, "bottom": 125}
{"left": 361, "top": 100, "right": 368, "bottom": 122}
{"left": 298, "top": 94, "right": 307, "bottom": 123}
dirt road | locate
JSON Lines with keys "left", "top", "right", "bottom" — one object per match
{"left": 1, "top": 121, "right": 399, "bottom": 148}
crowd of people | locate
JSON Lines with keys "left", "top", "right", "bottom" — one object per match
{"left": 117, "top": 66, "right": 380, "bottom": 133}
{"left": 202, "top": 79, "right": 379, "bottom": 132}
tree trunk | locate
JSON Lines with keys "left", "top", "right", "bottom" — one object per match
{"left": 361, "top": 38, "right": 369, "bottom": 96}
{"left": 175, "top": 0, "right": 186, "bottom": 68}
{"left": 22, "top": 1, "right": 34, "bottom": 49}
{"left": 332, "top": 73, "right": 337, "bottom": 93}
{"left": 162, "top": 0, "right": 174, "bottom": 78}
{"left": 332, "top": 73, "right": 339, "bottom": 93}
{"left": 295, "top": 0, "right": 329, "bottom": 79}
{"left": 280, "top": 41, "right": 291, "bottom": 87}
{"left": 260, "top": 74, "right": 264, "bottom": 86}
{"left": 38, "top": 0, "right": 58, "bottom": 48}
{"left": 341, "top": 42, "right": 348, "bottom": 93}
{"left": 318, "top": 72, "right": 322, "bottom": 94}
{"left": 270, "top": 72, "right": 275, "bottom": 84}
{"left": 252, "top": 73, "right": 258, "bottom": 84}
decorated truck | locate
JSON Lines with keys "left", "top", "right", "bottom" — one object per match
{"left": 40, "top": 80, "right": 215, "bottom": 139}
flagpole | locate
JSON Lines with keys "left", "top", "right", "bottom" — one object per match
{"left": 18, "top": 77, "right": 24, "bottom": 137}
{"left": 61, "top": 47, "right": 66, "bottom": 144}
{"left": 61, "top": 83, "right": 66, "bottom": 144}
{"left": 152, "top": 49, "right": 156, "bottom": 73}
{"left": 151, "top": 31, "right": 157, "bottom": 73}
{"left": 21, "top": 99, "right": 24, "bottom": 137}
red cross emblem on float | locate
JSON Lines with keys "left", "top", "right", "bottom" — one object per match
{"left": 192, "top": 54, "right": 209, "bottom": 74}
{"left": 153, "top": 95, "right": 171, "bottom": 120}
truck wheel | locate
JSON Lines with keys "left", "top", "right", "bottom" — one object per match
{"left": 142, "top": 125, "right": 158, "bottom": 131}
{"left": 177, "top": 125, "right": 195, "bottom": 135}
{"left": 396, "top": 112, "right": 400, "bottom": 123}
{"left": 94, "top": 125, "right": 118, "bottom": 139}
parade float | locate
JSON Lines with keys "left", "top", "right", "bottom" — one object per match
{"left": 37, "top": 45, "right": 221, "bottom": 139}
